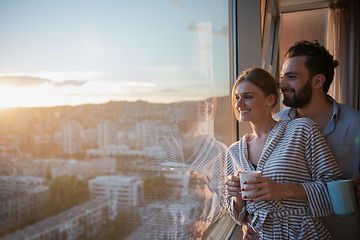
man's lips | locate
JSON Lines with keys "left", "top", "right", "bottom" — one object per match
{"left": 282, "top": 88, "right": 294, "bottom": 98}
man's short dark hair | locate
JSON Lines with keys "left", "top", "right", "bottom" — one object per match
{"left": 285, "top": 40, "right": 339, "bottom": 93}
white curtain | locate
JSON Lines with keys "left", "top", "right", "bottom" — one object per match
{"left": 327, "top": 0, "right": 360, "bottom": 110}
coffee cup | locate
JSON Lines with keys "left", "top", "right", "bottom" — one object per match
{"left": 326, "top": 179, "right": 358, "bottom": 217}
{"left": 239, "top": 170, "right": 262, "bottom": 200}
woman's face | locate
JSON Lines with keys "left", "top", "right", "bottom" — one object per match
{"left": 234, "top": 81, "right": 271, "bottom": 122}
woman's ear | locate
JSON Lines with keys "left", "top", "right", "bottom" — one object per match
{"left": 312, "top": 74, "right": 326, "bottom": 90}
{"left": 267, "top": 94, "right": 276, "bottom": 107}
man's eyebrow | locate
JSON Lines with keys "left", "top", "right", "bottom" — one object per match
{"left": 282, "top": 71, "right": 298, "bottom": 76}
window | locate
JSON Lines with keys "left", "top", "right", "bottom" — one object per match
{"left": 0, "top": 0, "right": 234, "bottom": 239}
{"left": 280, "top": 8, "right": 328, "bottom": 69}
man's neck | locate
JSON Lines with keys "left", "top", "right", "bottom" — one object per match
{"left": 295, "top": 94, "right": 333, "bottom": 132}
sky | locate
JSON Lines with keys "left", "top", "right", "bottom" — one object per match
{"left": 0, "top": 0, "right": 230, "bottom": 108}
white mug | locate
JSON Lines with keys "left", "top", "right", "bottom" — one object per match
{"left": 239, "top": 170, "right": 262, "bottom": 200}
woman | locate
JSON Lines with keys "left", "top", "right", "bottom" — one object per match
{"left": 225, "top": 67, "right": 343, "bottom": 239}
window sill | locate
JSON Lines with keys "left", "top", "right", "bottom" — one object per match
{"left": 202, "top": 212, "right": 243, "bottom": 240}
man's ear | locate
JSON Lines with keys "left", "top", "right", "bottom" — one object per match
{"left": 312, "top": 74, "right": 325, "bottom": 89}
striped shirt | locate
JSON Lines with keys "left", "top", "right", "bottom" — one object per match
{"left": 226, "top": 119, "right": 343, "bottom": 239}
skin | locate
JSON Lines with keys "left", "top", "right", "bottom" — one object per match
{"left": 225, "top": 80, "right": 307, "bottom": 239}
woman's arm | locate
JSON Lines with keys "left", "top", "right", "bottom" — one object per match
{"left": 226, "top": 174, "right": 249, "bottom": 225}
{"left": 225, "top": 143, "right": 249, "bottom": 224}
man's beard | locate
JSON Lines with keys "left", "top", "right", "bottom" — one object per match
{"left": 282, "top": 79, "right": 312, "bottom": 108}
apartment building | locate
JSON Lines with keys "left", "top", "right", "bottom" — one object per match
{"left": 0, "top": 199, "right": 117, "bottom": 240}
{"left": 0, "top": 185, "right": 48, "bottom": 235}
{"left": 89, "top": 175, "right": 144, "bottom": 209}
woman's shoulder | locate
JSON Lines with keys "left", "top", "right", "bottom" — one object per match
{"left": 228, "top": 135, "right": 247, "bottom": 152}
{"left": 228, "top": 140, "right": 240, "bottom": 151}
{"left": 284, "top": 117, "right": 316, "bottom": 126}
{"left": 282, "top": 118, "right": 318, "bottom": 133}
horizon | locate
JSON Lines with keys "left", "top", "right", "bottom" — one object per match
{"left": 0, "top": 0, "right": 230, "bottom": 109}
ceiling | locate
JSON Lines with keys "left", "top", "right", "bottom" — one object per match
{"left": 278, "top": 0, "right": 334, "bottom": 13}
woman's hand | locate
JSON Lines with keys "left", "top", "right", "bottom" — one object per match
{"left": 225, "top": 174, "right": 245, "bottom": 212}
{"left": 241, "top": 214, "right": 259, "bottom": 240}
{"left": 242, "top": 224, "right": 259, "bottom": 240}
{"left": 243, "top": 177, "right": 307, "bottom": 202}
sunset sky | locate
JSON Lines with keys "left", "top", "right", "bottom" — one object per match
{"left": 0, "top": 0, "right": 230, "bottom": 108}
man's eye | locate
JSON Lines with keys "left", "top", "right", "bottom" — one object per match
{"left": 245, "top": 96, "right": 252, "bottom": 99}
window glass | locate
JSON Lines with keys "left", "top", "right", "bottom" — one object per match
{"left": 0, "top": 0, "right": 232, "bottom": 239}
{"left": 280, "top": 8, "right": 328, "bottom": 68}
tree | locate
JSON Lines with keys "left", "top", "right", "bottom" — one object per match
{"left": 42, "top": 175, "right": 90, "bottom": 217}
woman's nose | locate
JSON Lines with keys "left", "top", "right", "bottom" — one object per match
{"left": 235, "top": 98, "right": 243, "bottom": 108}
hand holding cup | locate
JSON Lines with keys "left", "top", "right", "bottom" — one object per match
{"left": 240, "top": 171, "right": 262, "bottom": 200}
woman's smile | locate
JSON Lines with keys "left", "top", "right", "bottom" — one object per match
{"left": 239, "top": 109, "right": 251, "bottom": 114}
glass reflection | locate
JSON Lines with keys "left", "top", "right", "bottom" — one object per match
{"left": 0, "top": 0, "right": 231, "bottom": 239}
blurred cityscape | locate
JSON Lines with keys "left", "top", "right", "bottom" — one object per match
{"left": 0, "top": 96, "right": 231, "bottom": 239}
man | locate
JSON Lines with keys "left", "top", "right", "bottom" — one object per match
{"left": 274, "top": 40, "right": 360, "bottom": 240}
{"left": 241, "top": 40, "right": 360, "bottom": 240}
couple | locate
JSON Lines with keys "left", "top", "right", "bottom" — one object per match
{"left": 225, "top": 41, "right": 360, "bottom": 239}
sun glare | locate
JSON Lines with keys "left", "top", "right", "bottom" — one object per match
{"left": 0, "top": 85, "right": 53, "bottom": 109}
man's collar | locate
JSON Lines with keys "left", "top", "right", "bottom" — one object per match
{"left": 286, "top": 95, "right": 339, "bottom": 136}
{"left": 323, "top": 95, "right": 338, "bottom": 136}
{"left": 287, "top": 108, "right": 299, "bottom": 120}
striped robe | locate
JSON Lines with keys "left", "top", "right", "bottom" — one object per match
{"left": 226, "top": 119, "right": 344, "bottom": 240}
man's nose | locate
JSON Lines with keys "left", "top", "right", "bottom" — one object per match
{"left": 279, "top": 77, "right": 287, "bottom": 88}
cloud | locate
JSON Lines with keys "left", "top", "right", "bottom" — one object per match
{"left": 158, "top": 88, "right": 180, "bottom": 93}
{"left": 0, "top": 76, "right": 86, "bottom": 88}
{"left": 52, "top": 80, "right": 86, "bottom": 87}
{"left": 0, "top": 76, "right": 50, "bottom": 87}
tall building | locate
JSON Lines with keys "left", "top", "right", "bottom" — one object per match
{"left": 97, "top": 120, "right": 117, "bottom": 149}
{"left": 62, "top": 121, "right": 82, "bottom": 155}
